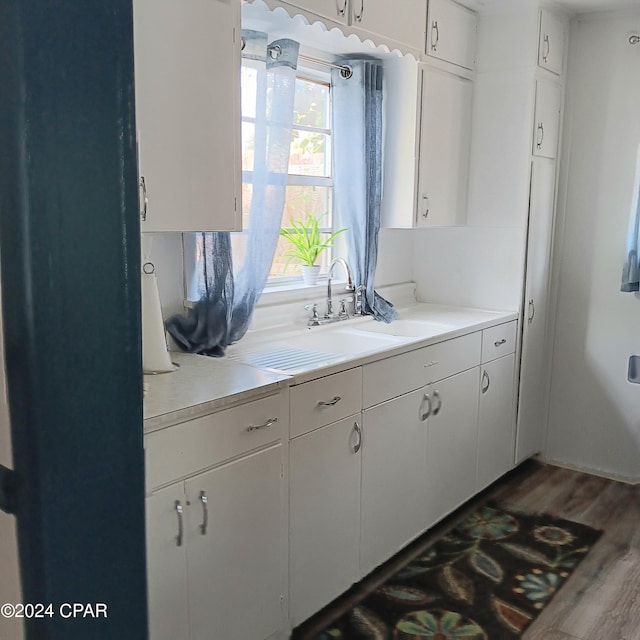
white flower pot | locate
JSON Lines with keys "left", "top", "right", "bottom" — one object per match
{"left": 301, "top": 264, "right": 321, "bottom": 286}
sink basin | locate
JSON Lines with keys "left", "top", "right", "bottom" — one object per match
{"left": 353, "top": 318, "right": 453, "bottom": 338}
{"left": 226, "top": 327, "right": 405, "bottom": 373}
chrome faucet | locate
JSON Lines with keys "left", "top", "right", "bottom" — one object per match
{"left": 326, "top": 258, "right": 355, "bottom": 319}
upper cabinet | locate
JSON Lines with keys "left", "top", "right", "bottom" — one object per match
{"left": 538, "top": 9, "right": 565, "bottom": 76}
{"left": 532, "top": 80, "right": 562, "bottom": 159}
{"left": 279, "top": 0, "right": 349, "bottom": 25}
{"left": 351, "top": 0, "right": 427, "bottom": 53}
{"left": 276, "top": 0, "right": 427, "bottom": 53}
{"left": 426, "top": 0, "right": 477, "bottom": 71}
{"left": 134, "top": 0, "right": 242, "bottom": 232}
{"left": 416, "top": 65, "right": 473, "bottom": 227}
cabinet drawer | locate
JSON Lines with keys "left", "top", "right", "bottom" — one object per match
{"left": 145, "top": 393, "right": 284, "bottom": 490}
{"left": 290, "top": 368, "right": 362, "bottom": 438}
{"left": 481, "top": 321, "right": 517, "bottom": 363}
{"left": 363, "top": 332, "right": 481, "bottom": 408}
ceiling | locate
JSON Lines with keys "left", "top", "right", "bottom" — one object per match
{"left": 466, "top": 0, "right": 640, "bottom": 14}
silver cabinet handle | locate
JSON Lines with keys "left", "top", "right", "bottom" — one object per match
{"left": 246, "top": 417, "right": 278, "bottom": 432}
{"left": 352, "top": 421, "right": 362, "bottom": 454}
{"left": 481, "top": 370, "right": 490, "bottom": 394}
{"left": 199, "top": 491, "right": 208, "bottom": 536}
{"left": 139, "top": 176, "right": 148, "bottom": 222}
{"left": 422, "top": 194, "right": 430, "bottom": 220}
{"left": 318, "top": 396, "right": 342, "bottom": 407}
{"left": 336, "top": 0, "right": 347, "bottom": 17}
{"left": 528, "top": 299, "right": 536, "bottom": 324}
{"left": 537, "top": 122, "right": 544, "bottom": 150}
{"left": 420, "top": 393, "right": 432, "bottom": 421}
{"left": 175, "top": 500, "right": 184, "bottom": 547}
{"left": 432, "top": 390, "right": 442, "bottom": 416}
{"left": 431, "top": 21, "right": 439, "bottom": 51}
{"left": 543, "top": 34, "right": 550, "bottom": 63}
{"left": 354, "top": 0, "right": 364, "bottom": 22}
{"left": 424, "top": 360, "right": 439, "bottom": 368}
{"left": 494, "top": 338, "right": 507, "bottom": 347}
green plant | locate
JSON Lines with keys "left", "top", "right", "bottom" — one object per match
{"left": 279, "top": 214, "right": 347, "bottom": 267}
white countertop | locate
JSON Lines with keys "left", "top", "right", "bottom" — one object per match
{"left": 144, "top": 302, "right": 518, "bottom": 431}
{"left": 143, "top": 352, "right": 290, "bottom": 433}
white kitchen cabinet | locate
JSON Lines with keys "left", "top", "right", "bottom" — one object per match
{"left": 133, "top": 0, "right": 241, "bottom": 232}
{"left": 146, "top": 445, "right": 285, "bottom": 640}
{"left": 361, "top": 388, "right": 428, "bottom": 575}
{"left": 278, "top": 0, "right": 349, "bottom": 25}
{"left": 477, "top": 354, "right": 516, "bottom": 490}
{"left": 351, "top": 0, "right": 427, "bottom": 53}
{"left": 289, "top": 416, "right": 362, "bottom": 625}
{"left": 185, "top": 445, "right": 284, "bottom": 640}
{"left": 532, "top": 80, "right": 562, "bottom": 159}
{"left": 538, "top": 9, "right": 565, "bottom": 76}
{"left": 517, "top": 159, "right": 556, "bottom": 463}
{"left": 426, "top": 0, "right": 477, "bottom": 70}
{"left": 424, "top": 367, "right": 480, "bottom": 526}
{"left": 416, "top": 65, "right": 473, "bottom": 227}
{"left": 146, "top": 484, "right": 190, "bottom": 640}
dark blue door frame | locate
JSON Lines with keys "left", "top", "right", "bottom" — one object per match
{"left": 0, "top": 2, "right": 147, "bottom": 638}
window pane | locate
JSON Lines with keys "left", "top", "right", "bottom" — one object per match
{"left": 241, "top": 65, "right": 258, "bottom": 119}
{"left": 241, "top": 182, "right": 253, "bottom": 229}
{"left": 289, "top": 130, "right": 330, "bottom": 177}
{"left": 293, "top": 78, "right": 329, "bottom": 129}
{"left": 241, "top": 122, "right": 255, "bottom": 173}
{"left": 280, "top": 185, "right": 332, "bottom": 229}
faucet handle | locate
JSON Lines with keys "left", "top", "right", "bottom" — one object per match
{"left": 304, "top": 303, "right": 321, "bottom": 326}
{"left": 338, "top": 297, "right": 351, "bottom": 319}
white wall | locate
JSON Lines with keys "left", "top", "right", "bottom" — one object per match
{"left": 544, "top": 10, "right": 640, "bottom": 481}
{"left": 412, "top": 226, "right": 526, "bottom": 311}
{"left": 0, "top": 278, "right": 25, "bottom": 640}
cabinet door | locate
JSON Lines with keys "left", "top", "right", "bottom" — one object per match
{"left": 417, "top": 66, "right": 473, "bottom": 227}
{"left": 290, "top": 417, "right": 362, "bottom": 625}
{"left": 532, "top": 80, "right": 562, "bottom": 159}
{"left": 361, "top": 389, "right": 428, "bottom": 575}
{"left": 281, "top": 0, "right": 349, "bottom": 24}
{"left": 425, "top": 368, "right": 480, "bottom": 527}
{"left": 134, "top": 0, "right": 241, "bottom": 232}
{"left": 185, "top": 445, "right": 284, "bottom": 640}
{"left": 538, "top": 9, "right": 565, "bottom": 76}
{"left": 146, "top": 484, "right": 189, "bottom": 640}
{"left": 353, "top": 0, "right": 427, "bottom": 52}
{"left": 426, "top": 0, "right": 477, "bottom": 70}
{"left": 477, "top": 354, "right": 516, "bottom": 490}
{"left": 517, "top": 160, "right": 556, "bottom": 463}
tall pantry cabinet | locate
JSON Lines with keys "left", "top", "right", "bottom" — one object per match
{"left": 467, "top": 5, "right": 567, "bottom": 463}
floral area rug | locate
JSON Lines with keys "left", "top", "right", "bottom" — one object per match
{"left": 313, "top": 504, "right": 602, "bottom": 639}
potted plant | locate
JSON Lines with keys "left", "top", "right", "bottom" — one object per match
{"left": 279, "top": 214, "right": 347, "bottom": 285}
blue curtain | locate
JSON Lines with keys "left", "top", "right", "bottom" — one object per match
{"left": 332, "top": 59, "right": 396, "bottom": 322}
{"left": 167, "top": 32, "right": 299, "bottom": 355}
{"left": 621, "top": 166, "right": 640, "bottom": 292}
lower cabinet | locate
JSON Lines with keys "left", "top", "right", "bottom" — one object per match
{"left": 425, "top": 368, "right": 480, "bottom": 526}
{"left": 147, "top": 444, "right": 285, "bottom": 640}
{"left": 289, "top": 416, "right": 362, "bottom": 626}
{"left": 477, "top": 354, "right": 516, "bottom": 490}
{"left": 361, "top": 388, "right": 428, "bottom": 575}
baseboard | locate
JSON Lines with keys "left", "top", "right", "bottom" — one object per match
{"left": 538, "top": 456, "right": 640, "bottom": 486}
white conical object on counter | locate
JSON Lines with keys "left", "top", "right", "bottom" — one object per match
{"left": 141, "top": 264, "right": 175, "bottom": 374}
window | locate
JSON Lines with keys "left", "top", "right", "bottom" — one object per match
{"left": 233, "top": 64, "right": 337, "bottom": 286}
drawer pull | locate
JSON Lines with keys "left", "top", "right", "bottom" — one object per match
{"left": 424, "top": 360, "right": 439, "bottom": 368}
{"left": 318, "top": 396, "right": 342, "bottom": 407}
{"left": 352, "top": 421, "right": 362, "bottom": 454}
{"left": 420, "top": 393, "right": 432, "bottom": 421}
{"left": 175, "top": 501, "right": 184, "bottom": 547}
{"left": 246, "top": 417, "right": 278, "bottom": 432}
{"left": 494, "top": 338, "right": 507, "bottom": 347}
{"left": 432, "top": 390, "right": 442, "bottom": 416}
{"left": 199, "top": 491, "right": 208, "bottom": 536}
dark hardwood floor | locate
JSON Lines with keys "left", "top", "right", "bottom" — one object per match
{"left": 292, "top": 460, "right": 640, "bottom": 640}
